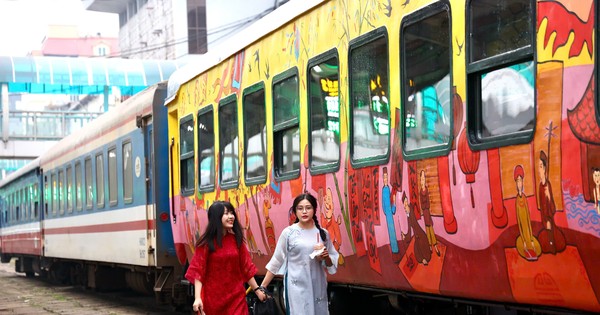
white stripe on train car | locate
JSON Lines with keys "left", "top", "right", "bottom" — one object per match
{"left": 43, "top": 205, "right": 156, "bottom": 267}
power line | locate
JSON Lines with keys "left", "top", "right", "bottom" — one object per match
{"left": 83, "top": 7, "right": 274, "bottom": 59}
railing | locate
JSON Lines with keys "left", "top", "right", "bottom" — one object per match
{"left": 0, "top": 110, "right": 103, "bottom": 141}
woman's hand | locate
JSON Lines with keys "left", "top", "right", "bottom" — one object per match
{"left": 193, "top": 297, "right": 205, "bottom": 315}
{"left": 256, "top": 287, "right": 268, "bottom": 302}
{"left": 319, "top": 247, "right": 333, "bottom": 266}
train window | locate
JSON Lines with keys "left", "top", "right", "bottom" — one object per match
{"left": 243, "top": 83, "right": 267, "bottom": 185}
{"left": 23, "top": 188, "right": 27, "bottom": 221}
{"left": 123, "top": 141, "right": 133, "bottom": 203}
{"left": 75, "top": 162, "right": 82, "bottom": 211}
{"left": 180, "top": 114, "right": 195, "bottom": 196}
{"left": 308, "top": 50, "right": 340, "bottom": 173}
{"left": 466, "top": 0, "right": 534, "bottom": 149}
{"left": 307, "top": 50, "right": 340, "bottom": 174}
{"left": 58, "top": 170, "right": 65, "bottom": 215}
{"left": 272, "top": 68, "right": 300, "bottom": 179}
{"left": 51, "top": 173, "right": 57, "bottom": 215}
{"left": 85, "top": 158, "right": 92, "bottom": 210}
{"left": 66, "top": 165, "right": 73, "bottom": 213}
{"left": 96, "top": 153, "right": 105, "bottom": 208}
{"left": 43, "top": 175, "right": 48, "bottom": 216}
{"left": 349, "top": 28, "right": 390, "bottom": 166}
{"left": 17, "top": 190, "right": 21, "bottom": 221}
{"left": 219, "top": 95, "right": 239, "bottom": 189}
{"left": 108, "top": 147, "right": 118, "bottom": 206}
{"left": 197, "top": 107, "right": 215, "bottom": 192}
{"left": 401, "top": 3, "right": 452, "bottom": 159}
{"left": 33, "top": 184, "right": 38, "bottom": 219}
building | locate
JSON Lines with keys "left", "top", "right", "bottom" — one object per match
{"left": 83, "top": 0, "right": 290, "bottom": 61}
{"left": 35, "top": 25, "right": 119, "bottom": 58}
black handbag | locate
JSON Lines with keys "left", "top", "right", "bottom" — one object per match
{"left": 250, "top": 290, "right": 280, "bottom": 315}
{"left": 252, "top": 295, "right": 278, "bottom": 315}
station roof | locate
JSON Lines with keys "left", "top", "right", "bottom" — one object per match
{"left": 0, "top": 56, "right": 187, "bottom": 96}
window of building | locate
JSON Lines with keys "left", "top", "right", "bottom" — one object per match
{"left": 123, "top": 141, "right": 133, "bottom": 203}
{"left": 308, "top": 50, "right": 340, "bottom": 173}
{"left": 180, "top": 115, "right": 195, "bottom": 196}
{"left": 243, "top": 83, "right": 267, "bottom": 184}
{"left": 272, "top": 68, "right": 300, "bottom": 179}
{"left": 94, "top": 45, "right": 109, "bottom": 57}
{"left": 108, "top": 147, "right": 117, "bottom": 206}
{"left": 349, "top": 28, "right": 390, "bottom": 166}
{"left": 198, "top": 107, "right": 215, "bottom": 192}
{"left": 401, "top": 3, "right": 452, "bottom": 159}
{"left": 96, "top": 154, "right": 105, "bottom": 208}
{"left": 467, "top": 0, "right": 534, "bottom": 149}
{"left": 85, "top": 158, "right": 93, "bottom": 210}
{"left": 187, "top": 0, "right": 208, "bottom": 54}
{"left": 219, "top": 95, "right": 239, "bottom": 188}
{"left": 128, "top": 0, "right": 138, "bottom": 19}
{"left": 119, "top": 11, "right": 127, "bottom": 28}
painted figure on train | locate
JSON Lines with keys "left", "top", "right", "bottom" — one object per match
{"left": 592, "top": 167, "right": 600, "bottom": 214}
{"left": 382, "top": 167, "right": 400, "bottom": 263}
{"left": 419, "top": 170, "right": 440, "bottom": 257}
{"left": 320, "top": 187, "right": 344, "bottom": 265}
{"left": 537, "top": 150, "right": 566, "bottom": 255}
{"left": 513, "top": 165, "right": 541, "bottom": 261}
{"left": 401, "top": 192, "right": 431, "bottom": 266}
{"left": 263, "top": 191, "right": 276, "bottom": 254}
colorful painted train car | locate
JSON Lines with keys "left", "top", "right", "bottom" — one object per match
{"left": 165, "top": 0, "right": 600, "bottom": 313}
{"left": 0, "top": 83, "right": 187, "bottom": 305}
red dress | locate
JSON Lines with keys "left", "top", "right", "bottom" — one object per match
{"left": 185, "top": 234, "right": 257, "bottom": 315}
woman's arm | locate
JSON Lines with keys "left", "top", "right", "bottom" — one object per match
{"left": 248, "top": 276, "right": 267, "bottom": 301}
{"left": 260, "top": 270, "right": 275, "bottom": 288}
{"left": 193, "top": 279, "right": 205, "bottom": 314}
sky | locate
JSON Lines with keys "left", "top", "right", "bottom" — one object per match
{"left": 0, "top": 0, "right": 118, "bottom": 56}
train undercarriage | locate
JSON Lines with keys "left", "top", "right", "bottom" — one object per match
{"left": 5, "top": 254, "right": 187, "bottom": 309}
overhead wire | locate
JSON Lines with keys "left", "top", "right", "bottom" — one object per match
{"left": 83, "top": 7, "right": 275, "bottom": 59}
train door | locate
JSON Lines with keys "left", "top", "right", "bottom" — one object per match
{"left": 142, "top": 116, "right": 157, "bottom": 267}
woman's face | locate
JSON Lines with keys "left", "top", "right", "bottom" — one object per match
{"left": 221, "top": 208, "right": 235, "bottom": 230}
{"left": 295, "top": 199, "right": 314, "bottom": 225}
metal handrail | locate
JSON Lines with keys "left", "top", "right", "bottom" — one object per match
{"left": 0, "top": 110, "right": 103, "bottom": 141}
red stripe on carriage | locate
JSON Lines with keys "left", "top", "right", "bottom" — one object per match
{"left": 43, "top": 219, "right": 156, "bottom": 234}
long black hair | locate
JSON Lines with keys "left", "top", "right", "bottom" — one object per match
{"left": 289, "top": 193, "right": 327, "bottom": 243}
{"left": 196, "top": 201, "right": 245, "bottom": 252}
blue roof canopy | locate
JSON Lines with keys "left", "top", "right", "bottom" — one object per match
{"left": 0, "top": 56, "right": 186, "bottom": 96}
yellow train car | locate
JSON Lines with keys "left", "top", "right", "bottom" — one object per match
{"left": 165, "top": 0, "right": 600, "bottom": 313}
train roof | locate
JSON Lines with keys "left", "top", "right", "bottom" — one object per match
{"left": 40, "top": 82, "right": 166, "bottom": 168}
{"left": 0, "top": 157, "right": 40, "bottom": 189}
{"left": 165, "top": 0, "right": 327, "bottom": 105}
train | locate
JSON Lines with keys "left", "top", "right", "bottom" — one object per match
{"left": 2, "top": 0, "right": 600, "bottom": 314}
{"left": 0, "top": 82, "right": 188, "bottom": 305}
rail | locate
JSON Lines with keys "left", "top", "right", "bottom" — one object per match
{"left": 0, "top": 110, "right": 103, "bottom": 141}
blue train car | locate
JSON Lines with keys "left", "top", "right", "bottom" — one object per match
{"left": 0, "top": 158, "right": 42, "bottom": 276}
{"left": 0, "top": 82, "right": 186, "bottom": 305}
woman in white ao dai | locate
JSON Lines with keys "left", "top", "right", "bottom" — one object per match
{"left": 260, "top": 193, "right": 339, "bottom": 315}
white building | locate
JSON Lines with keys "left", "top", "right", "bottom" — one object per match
{"left": 83, "top": 0, "right": 289, "bottom": 61}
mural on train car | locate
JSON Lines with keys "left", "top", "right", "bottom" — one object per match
{"left": 168, "top": 0, "right": 600, "bottom": 312}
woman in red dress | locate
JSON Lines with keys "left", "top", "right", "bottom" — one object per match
{"left": 185, "top": 201, "right": 266, "bottom": 314}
